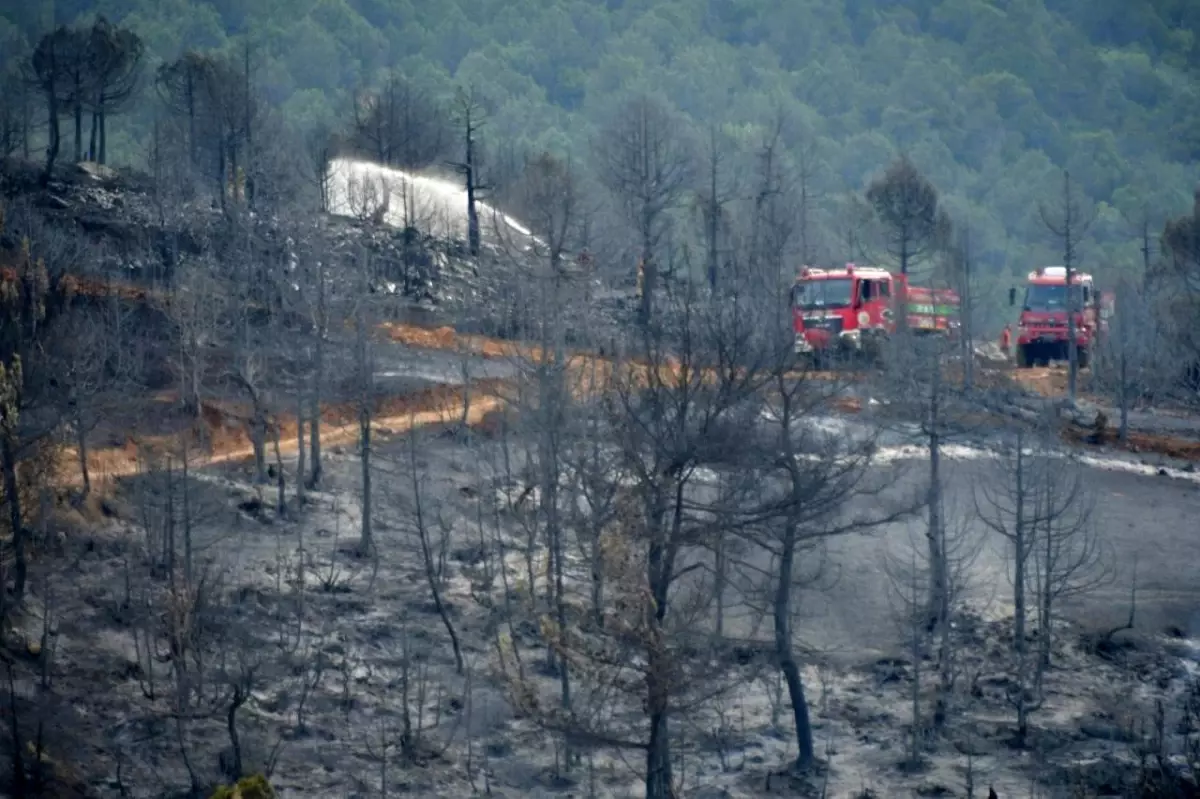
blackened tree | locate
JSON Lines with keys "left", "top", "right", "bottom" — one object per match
{"left": 85, "top": 17, "right": 144, "bottom": 164}
{"left": 866, "top": 154, "right": 950, "bottom": 276}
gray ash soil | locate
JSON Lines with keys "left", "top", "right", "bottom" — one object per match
{"left": 19, "top": 419, "right": 1200, "bottom": 798}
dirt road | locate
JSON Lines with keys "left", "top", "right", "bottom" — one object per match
{"left": 73, "top": 381, "right": 507, "bottom": 486}
{"left": 720, "top": 447, "right": 1200, "bottom": 664}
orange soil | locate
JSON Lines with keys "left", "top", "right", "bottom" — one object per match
{"left": 1061, "top": 424, "right": 1200, "bottom": 462}
{"left": 66, "top": 338, "right": 854, "bottom": 488}
{"left": 1010, "top": 365, "right": 1074, "bottom": 397}
{"left": 1001, "top": 366, "right": 1200, "bottom": 462}
{"left": 66, "top": 378, "right": 513, "bottom": 486}
{"left": 0, "top": 266, "right": 163, "bottom": 305}
{"left": 831, "top": 395, "right": 863, "bottom": 414}
{"left": 26, "top": 274, "right": 1197, "bottom": 482}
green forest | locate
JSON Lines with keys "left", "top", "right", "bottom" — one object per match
{"left": 2, "top": 0, "right": 1199, "bottom": 306}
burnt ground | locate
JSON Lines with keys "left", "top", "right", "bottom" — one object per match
{"left": 15, "top": 368, "right": 1200, "bottom": 799}
{"left": 8, "top": 152, "right": 1199, "bottom": 798}
{"left": 1007, "top": 364, "right": 1200, "bottom": 450}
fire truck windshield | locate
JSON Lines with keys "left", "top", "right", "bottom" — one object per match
{"left": 1022, "top": 283, "right": 1083, "bottom": 311}
{"left": 793, "top": 278, "right": 853, "bottom": 310}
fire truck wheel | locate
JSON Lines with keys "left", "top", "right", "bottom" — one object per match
{"left": 1077, "top": 348, "right": 1089, "bottom": 370}
{"left": 1017, "top": 346, "right": 1033, "bottom": 369}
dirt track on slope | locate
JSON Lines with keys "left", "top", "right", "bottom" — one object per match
{"left": 63, "top": 325, "right": 1198, "bottom": 494}
{"left": 63, "top": 379, "right": 511, "bottom": 487}
{"left": 18, "top": 272, "right": 1195, "bottom": 487}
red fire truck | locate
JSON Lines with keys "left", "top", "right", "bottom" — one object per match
{"left": 1007, "top": 266, "right": 1114, "bottom": 369}
{"left": 791, "top": 263, "right": 960, "bottom": 365}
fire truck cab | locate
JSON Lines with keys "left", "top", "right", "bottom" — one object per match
{"left": 1008, "top": 265, "right": 1111, "bottom": 369}
{"left": 791, "top": 263, "right": 960, "bottom": 365}
{"left": 791, "top": 264, "right": 895, "bottom": 360}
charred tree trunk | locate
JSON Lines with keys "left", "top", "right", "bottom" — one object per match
{"left": 639, "top": 228, "right": 655, "bottom": 327}
{"left": 216, "top": 141, "right": 227, "bottom": 211}
{"left": 251, "top": 409, "right": 267, "bottom": 484}
{"left": 73, "top": 95, "right": 83, "bottom": 162}
{"left": 75, "top": 410, "right": 91, "bottom": 498}
{"left": 99, "top": 108, "right": 108, "bottom": 164}
{"left": 226, "top": 686, "right": 247, "bottom": 780}
{"left": 186, "top": 77, "right": 196, "bottom": 167}
{"left": 43, "top": 84, "right": 60, "bottom": 183}
{"left": 774, "top": 522, "right": 815, "bottom": 770}
{"left": 296, "top": 394, "right": 306, "bottom": 504}
{"left": 644, "top": 646, "right": 674, "bottom": 799}
{"left": 358, "top": 402, "right": 372, "bottom": 555}
{"left": 1012, "top": 435, "right": 1031, "bottom": 747}
{"left": 88, "top": 111, "right": 98, "bottom": 161}
{"left": 308, "top": 306, "right": 325, "bottom": 489}
{"left": 465, "top": 136, "right": 481, "bottom": 257}
{"left": 1, "top": 436, "right": 26, "bottom": 604}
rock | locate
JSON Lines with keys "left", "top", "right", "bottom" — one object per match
{"left": 1079, "top": 721, "right": 1135, "bottom": 742}
{"left": 35, "top": 192, "right": 70, "bottom": 210}
{"left": 872, "top": 657, "right": 909, "bottom": 683}
{"left": 75, "top": 161, "right": 120, "bottom": 183}
{"left": 1046, "top": 756, "right": 1130, "bottom": 796}
{"left": 692, "top": 788, "right": 733, "bottom": 799}
{"left": 238, "top": 497, "right": 264, "bottom": 514}
{"left": 951, "top": 733, "right": 998, "bottom": 756}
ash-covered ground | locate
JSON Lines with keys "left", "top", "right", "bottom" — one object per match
{"left": 19, "top": 357, "right": 1200, "bottom": 799}
{"left": 5, "top": 157, "right": 1200, "bottom": 798}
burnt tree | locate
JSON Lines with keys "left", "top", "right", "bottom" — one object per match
{"left": 0, "top": 67, "right": 33, "bottom": 162}
{"left": 155, "top": 52, "right": 211, "bottom": 169}
{"left": 866, "top": 154, "right": 950, "bottom": 276}
{"left": 28, "top": 26, "right": 82, "bottom": 180}
{"left": 695, "top": 124, "right": 737, "bottom": 292}
{"left": 0, "top": 216, "right": 63, "bottom": 610}
{"left": 448, "top": 86, "right": 489, "bottom": 256}
{"left": 516, "top": 151, "right": 579, "bottom": 274}
{"left": 85, "top": 17, "right": 144, "bottom": 164}
{"left": 595, "top": 94, "right": 694, "bottom": 326}
{"left": 157, "top": 51, "right": 258, "bottom": 206}
{"left": 1160, "top": 187, "right": 1200, "bottom": 395}
{"left": 1039, "top": 170, "right": 1095, "bottom": 402}
{"left": 351, "top": 73, "right": 448, "bottom": 171}
{"left": 55, "top": 26, "right": 94, "bottom": 164}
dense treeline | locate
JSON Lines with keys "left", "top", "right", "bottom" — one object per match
{"left": 1, "top": 0, "right": 1198, "bottom": 315}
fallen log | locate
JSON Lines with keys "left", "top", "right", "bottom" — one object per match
{"left": 972, "top": 389, "right": 1103, "bottom": 431}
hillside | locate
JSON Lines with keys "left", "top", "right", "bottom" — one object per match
{"left": 0, "top": 154, "right": 1199, "bottom": 798}
{"left": 3, "top": 0, "right": 1200, "bottom": 314}
{"left": 2, "top": 2, "right": 1200, "bottom": 798}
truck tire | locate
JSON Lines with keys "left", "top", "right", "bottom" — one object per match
{"left": 1077, "top": 348, "right": 1089, "bottom": 370}
{"left": 1017, "top": 345, "right": 1033, "bottom": 368}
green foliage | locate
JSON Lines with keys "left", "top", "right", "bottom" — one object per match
{"left": 0, "top": 0, "right": 1194, "bottom": 286}
{"left": 208, "top": 774, "right": 275, "bottom": 799}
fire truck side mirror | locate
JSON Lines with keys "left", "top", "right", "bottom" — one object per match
{"left": 1008, "top": 287, "right": 1016, "bottom": 307}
